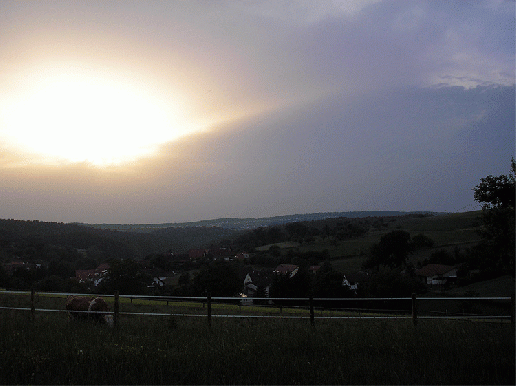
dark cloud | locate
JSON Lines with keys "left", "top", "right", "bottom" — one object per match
{"left": 125, "top": 84, "right": 513, "bottom": 221}
{"left": 1, "top": 84, "right": 512, "bottom": 223}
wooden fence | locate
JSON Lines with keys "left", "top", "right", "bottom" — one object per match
{"left": 1, "top": 290, "right": 514, "bottom": 328}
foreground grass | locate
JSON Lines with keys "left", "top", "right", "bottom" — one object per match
{"left": 1, "top": 310, "right": 513, "bottom": 385}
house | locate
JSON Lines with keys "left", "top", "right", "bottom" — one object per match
{"left": 3, "top": 261, "right": 29, "bottom": 274}
{"left": 145, "top": 269, "right": 175, "bottom": 288}
{"left": 415, "top": 264, "right": 457, "bottom": 286}
{"left": 152, "top": 276, "right": 167, "bottom": 287}
{"left": 243, "top": 273, "right": 259, "bottom": 297}
{"left": 273, "top": 264, "right": 299, "bottom": 277}
{"left": 343, "top": 271, "right": 369, "bottom": 293}
{"left": 3, "top": 261, "right": 47, "bottom": 275}
{"left": 241, "top": 268, "right": 272, "bottom": 303}
{"left": 75, "top": 263, "right": 110, "bottom": 287}
{"left": 342, "top": 275, "right": 358, "bottom": 293}
{"left": 309, "top": 265, "right": 321, "bottom": 274}
{"left": 148, "top": 274, "right": 172, "bottom": 288}
{"left": 209, "top": 247, "right": 233, "bottom": 259}
{"left": 235, "top": 252, "right": 250, "bottom": 261}
{"left": 188, "top": 249, "right": 208, "bottom": 260}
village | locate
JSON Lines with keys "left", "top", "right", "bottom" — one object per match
{"left": 2, "top": 241, "right": 460, "bottom": 304}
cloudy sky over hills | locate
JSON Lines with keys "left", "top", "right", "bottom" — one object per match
{"left": 0, "top": 1, "right": 514, "bottom": 223}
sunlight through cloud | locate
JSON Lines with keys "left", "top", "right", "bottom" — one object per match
{"left": 0, "top": 65, "right": 199, "bottom": 166}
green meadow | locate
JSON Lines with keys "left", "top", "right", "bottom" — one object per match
{"left": 284, "top": 211, "right": 485, "bottom": 274}
{"left": 1, "top": 293, "right": 514, "bottom": 385}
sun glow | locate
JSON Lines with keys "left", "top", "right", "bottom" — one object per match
{"left": 1, "top": 66, "right": 199, "bottom": 166}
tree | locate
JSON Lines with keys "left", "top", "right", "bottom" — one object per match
{"left": 254, "top": 285, "right": 268, "bottom": 305}
{"left": 99, "top": 258, "right": 150, "bottom": 295}
{"left": 48, "top": 258, "right": 74, "bottom": 279}
{"left": 0, "top": 264, "right": 10, "bottom": 288}
{"left": 285, "top": 222, "right": 309, "bottom": 241}
{"left": 361, "top": 267, "right": 426, "bottom": 298}
{"left": 192, "top": 261, "right": 240, "bottom": 296}
{"left": 34, "top": 275, "right": 65, "bottom": 292}
{"left": 177, "top": 271, "right": 191, "bottom": 286}
{"left": 364, "top": 230, "right": 412, "bottom": 269}
{"left": 269, "top": 267, "right": 311, "bottom": 299}
{"left": 266, "top": 226, "right": 285, "bottom": 244}
{"left": 269, "top": 245, "right": 281, "bottom": 258}
{"left": 473, "top": 159, "right": 515, "bottom": 275}
{"left": 473, "top": 158, "right": 515, "bottom": 210}
{"left": 411, "top": 233, "right": 434, "bottom": 250}
{"left": 425, "top": 249, "right": 457, "bottom": 266}
{"left": 312, "top": 262, "right": 354, "bottom": 298}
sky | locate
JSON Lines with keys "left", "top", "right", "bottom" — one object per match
{"left": 0, "top": 0, "right": 514, "bottom": 224}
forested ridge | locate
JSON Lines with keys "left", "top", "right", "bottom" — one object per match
{"left": 0, "top": 219, "right": 238, "bottom": 260}
{"left": 0, "top": 212, "right": 429, "bottom": 265}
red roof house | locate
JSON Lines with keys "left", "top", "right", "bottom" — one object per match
{"left": 273, "top": 264, "right": 299, "bottom": 277}
{"left": 188, "top": 249, "right": 208, "bottom": 260}
{"left": 75, "top": 263, "right": 110, "bottom": 285}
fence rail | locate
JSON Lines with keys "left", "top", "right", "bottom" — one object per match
{"left": 1, "top": 289, "right": 513, "bottom": 327}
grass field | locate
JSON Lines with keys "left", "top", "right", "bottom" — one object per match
{"left": 293, "top": 211, "right": 484, "bottom": 274}
{"left": 1, "top": 211, "right": 512, "bottom": 384}
{"left": 1, "top": 292, "right": 514, "bottom": 385}
{"left": 446, "top": 275, "right": 515, "bottom": 297}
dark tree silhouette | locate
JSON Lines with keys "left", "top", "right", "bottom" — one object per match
{"left": 472, "top": 158, "right": 515, "bottom": 275}
{"left": 364, "top": 230, "right": 412, "bottom": 269}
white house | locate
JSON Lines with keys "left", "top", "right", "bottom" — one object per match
{"left": 415, "top": 264, "right": 458, "bottom": 285}
{"left": 342, "top": 275, "right": 358, "bottom": 292}
{"left": 241, "top": 270, "right": 272, "bottom": 304}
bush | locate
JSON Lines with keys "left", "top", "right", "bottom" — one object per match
{"left": 361, "top": 267, "right": 426, "bottom": 298}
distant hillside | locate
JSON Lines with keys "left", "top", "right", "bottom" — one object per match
{"left": 87, "top": 211, "right": 438, "bottom": 231}
{"left": 229, "top": 211, "right": 484, "bottom": 277}
{"left": 0, "top": 211, "right": 458, "bottom": 264}
{"left": 0, "top": 219, "right": 238, "bottom": 261}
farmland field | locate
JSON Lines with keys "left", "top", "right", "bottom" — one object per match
{"left": 1, "top": 295, "right": 514, "bottom": 385}
{"left": 283, "top": 211, "right": 485, "bottom": 275}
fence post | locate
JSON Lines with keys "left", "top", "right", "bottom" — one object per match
{"left": 511, "top": 293, "right": 514, "bottom": 325}
{"left": 309, "top": 296, "right": 315, "bottom": 327}
{"left": 412, "top": 293, "right": 418, "bottom": 326}
{"left": 30, "top": 288, "right": 35, "bottom": 322}
{"left": 207, "top": 292, "right": 212, "bottom": 329}
{"left": 114, "top": 291, "right": 119, "bottom": 329}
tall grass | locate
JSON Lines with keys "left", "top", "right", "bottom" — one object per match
{"left": 1, "top": 309, "right": 513, "bottom": 385}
